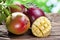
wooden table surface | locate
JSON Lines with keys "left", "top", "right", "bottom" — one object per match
{"left": 0, "top": 14, "right": 60, "bottom": 40}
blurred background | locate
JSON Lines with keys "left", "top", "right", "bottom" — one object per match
{"left": 0, "top": 0, "right": 60, "bottom": 13}
{"left": 33, "top": 0, "right": 60, "bottom": 13}
{"left": 5, "top": 0, "right": 60, "bottom": 13}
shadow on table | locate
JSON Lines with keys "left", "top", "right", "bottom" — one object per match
{"left": 8, "top": 30, "right": 36, "bottom": 39}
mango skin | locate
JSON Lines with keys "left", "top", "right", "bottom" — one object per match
{"left": 6, "top": 12, "right": 30, "bottom": 35}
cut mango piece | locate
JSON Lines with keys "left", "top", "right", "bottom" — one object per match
{"left": 32, "top": 16, "right": 51, "bottom": 37}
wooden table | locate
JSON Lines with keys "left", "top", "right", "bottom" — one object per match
{"left": 0, "top": 14, "right": 60, "bottom": 40}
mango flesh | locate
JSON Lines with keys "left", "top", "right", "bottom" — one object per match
{"left": 32, "top": 16, "right": 51, "bottom": 37}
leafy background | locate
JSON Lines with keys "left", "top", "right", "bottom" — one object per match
{"left": 5, "top": 0, "right": 60, "bottom": 13}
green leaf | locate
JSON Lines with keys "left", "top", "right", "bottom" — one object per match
{"left": 0, "top": 13, "right": 6, "bottom": 23}
{"left": 17, "top": 0, "right": 33, "bottom": 4}
{"left": 33, "top": 0, "right": 52, "bottom": 13}
{"left": 41, "top": 6, "right": 51, "bottom": 13}
{"left": 5, "top": 0, "right": 33, "bottom": 5}
{"left": 5, "top": 0, "right": 34, "bottom": 10}
{"left": 58, "top": 0, "right": 60, "bottom": 1}
{"left": 0, "top": 5, "right": 2, "bottom": 13}
{"left": 3, "top": 8, "right": 10, "bottom": 16}
{"left": 33, "top": 0, "right": 48, "bottom": 5}
{"left": 58, "top": 10, "right": 60, "bottom": 13}
{"left": 0, "top": 0, "right": 2, "bottom": 3}
{"left": 0, "top": 5, "right": 2, "bottom": 10}
{"left": 5, "top": 0, "right": 14, "bottom": 5}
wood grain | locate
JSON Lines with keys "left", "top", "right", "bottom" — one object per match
{"left": 0, "top": 14, "right": 60, "bottom": 40}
